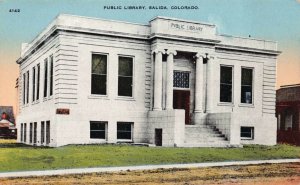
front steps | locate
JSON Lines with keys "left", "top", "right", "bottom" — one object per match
{"left": 183, "top": 124, "right": 231, "bottom": 147}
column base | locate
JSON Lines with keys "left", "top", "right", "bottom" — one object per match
{"left": 194, "top": 112, "right": 206, "bottom": 125}
{"left": 153, "top": 107, "right": 162, "bottom": 111}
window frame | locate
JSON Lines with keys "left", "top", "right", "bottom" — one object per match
{"left": 26, "top": 71, "right": 29, "bottom": 104}
{"left": 32, "top": 66, "right": 36, "bottom": 102}
{"left": 240, "top": 126, "right": 254, "bottom": 140}
{"left": 117, "top": 55, "right": 134, "bottom": 98}
{"left": 22, "top": 73, "right": 26, "bottom": 105}
{"left": 49, "top": 55, "right": 54, "bottom": 97}
{"left": 240, "top": 67, "right": 254, "bottom": 105}
{"left": 91, "top": 53, "right": 108, "bottom": 96}
{"left": 90, "top": 121, "right": 107, "bottom": 140}
{"left": 41, "top": 121, "right": 45, "bottom": 145}
{"left": 46, "top": 121, "right": 50, "bottom": 145}
{"left": 36, "top": 63, "right": 40, "bottom": 101}
{"left": 44, "top": 58, "right": 48, "bottom": 98}
{"left": 219, "top": 65, "right": 233, "bottom": 103}
{"left": 173, "top": 70, "right": 191, "bottom": 90}
{"left": 117, "top": 122, "right": 133, "bottom": 142}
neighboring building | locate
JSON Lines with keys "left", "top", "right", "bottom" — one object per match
{"left": 0, "top": 106, "right": 17, "bottom": 139}
{"left": 276, "top": 84, "right": 300, "bottom": 145}
{"left": 16, "top": 14, "right": 280, "bottom": 147}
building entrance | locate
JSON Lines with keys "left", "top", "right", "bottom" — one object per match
{"left": 173, "top": 90, "right": 190, "bottom": 124}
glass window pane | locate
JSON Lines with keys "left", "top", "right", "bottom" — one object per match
{"left": 92, "top": 54, "right": 107, "bottom": 74}
{"left": 118, "top": 77, "right": 132, "bottom": 96}
{"left": 220, "top": 84, "right": 232, "bottom": 102}
{"left": 242, "top": 68, "right": 252, "bottom": 85}
{"left": 173, "top": 71, "right": 189, "bottom": 88}
{"left": 91, "top": 74, "right": 106, "bottom": 95}
{"left": 117, "top": 122, "right": 132, "bottom": 140}
{"left": 221, "top": 66, "right": 232, "bottom": 84}
{"left": 241, "top": 68, "right": 253, "bottom": 104}
{"left": 119, "top": 57, "right": 133, "bottom": 76}
{"left": 241, "top": 86, "right": 252, "bottom": 104}
{"left": 90, "top": 122, "right": 106, "bottom": 139}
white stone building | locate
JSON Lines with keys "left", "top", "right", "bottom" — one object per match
{"left": 16, "top": 14, "right": 280, "bottom": 147}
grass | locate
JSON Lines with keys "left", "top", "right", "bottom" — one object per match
{"left": 0, "top": 140, "right": 299, "bottom": 172}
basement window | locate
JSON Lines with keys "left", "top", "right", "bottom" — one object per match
{"left": 90, "top": 121, "right": 107, "bottom": 139}
{"left": 240, "top": 127, "right": 254, "bottom": 140}
{"left": 117, "top": 122, "right": 133, "bottom": 141}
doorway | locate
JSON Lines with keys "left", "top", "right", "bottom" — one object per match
{"left": 173, "top": 90, "right": 191, "bottom": 124}
{"left": 155, "top": 128, "right": 162, "bottom": 146}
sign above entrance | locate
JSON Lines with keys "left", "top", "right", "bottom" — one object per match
{"left": 169, "top": 22, "right": 203, "bottom": 32}
{"left": 150, "top": 17, "right": 217, "bottom": 41}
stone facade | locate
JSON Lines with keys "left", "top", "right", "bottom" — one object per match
{"left": 16, "top": 14, "right": 280, "bottom": 147}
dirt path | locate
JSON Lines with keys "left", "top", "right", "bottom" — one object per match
{"left": 1, "top": 163, "right": 300, "bottom": 184}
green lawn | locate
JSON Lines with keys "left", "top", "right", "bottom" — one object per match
{"left": 0, "top": 142, "right": 299, "bottom": 172}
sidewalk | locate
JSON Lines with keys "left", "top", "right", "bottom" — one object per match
{"left": 0, "top": 158, "right": 299, "bottom": 178}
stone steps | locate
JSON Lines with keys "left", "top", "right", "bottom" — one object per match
{"left": 184, "top": 124, "right": 230, "bottom": 147}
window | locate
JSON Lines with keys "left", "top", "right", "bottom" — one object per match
{"left": 41, "top": 121, "right": 45, "bottom": 144}
{"left": 173, "top": 71, "right": 190, "bottom": 88}
{"left": 240, "top": 127, "right": 254, "bottom": 140}
{"left": 24, "top": 123, "right": 27, "bottom": 142}
{"left": 23, "top": 73, "right": 26, "bottom": 105}
{"left": 44, "top": 59, "right": 48, "bottom": 98}
{"left": 50, "top": 55, "right": 53, "bottom": 96}
{"left": 20, "top": 123, "right": 23, "bottom": 142}
{"left": 33, "top": 122, "right": 37, "bottom": 144}
{"left": 118, "top": 56, "right": 133, "bottom": 97}
{"left": 26, "top": 71, "right": 29, "bottom": 104}
{"left": 29, "top": 123, "right": 33, "bottom": 143}
{"left": 117, "top": 122, "right": 133, "bottom": 140}
{"left": 37, "top": 64, "right": 40, "bottom": 100}
{"left": 90, "top": 121, "right": 107, "bottom": 139}
{"left": 91, "top": 54, "right": 107, "bottom": 95}
{"left": 220, "top": 66, "right": 233, "bottom": 102}
{"left": 241, "top": 68, "right": 253, "bottom": 104}
{"left": 46, "top": 121, "right": 50, "bottom": 144}
{"left": 32, "top": 67, "right": 36, "bottom": 102}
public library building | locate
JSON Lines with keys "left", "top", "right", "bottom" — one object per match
{"left": 16, "top": 14, "right": 280, "bottom": 147}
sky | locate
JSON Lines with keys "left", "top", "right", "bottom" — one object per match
{"left": 0, "top": 0, "right": 300, "bottom": 116}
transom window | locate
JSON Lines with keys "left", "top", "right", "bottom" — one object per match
{"left": 117, "top": 122, "right": 133, "bottom": 140}
{"left": 241, "top": 68, "right": 253, "bottom": 104}
{"left": 240, "top": 127, "right": 254, "bottom": 140}
{"left": 220, "top": 66, "right": 233, "bottom": 103}
{"left": 90, "top": 121, "right": 107, "bottom": 139}
{"left": 173, "top": 71, "right": 190, "bottom": 88}
{"left": 91, "top": 54, "right": 107, "bottom": 95}
{"left": 118, "top": 56, "right": 133, "bottom": 97}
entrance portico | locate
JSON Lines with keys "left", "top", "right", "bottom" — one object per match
{"left": 151, "top": 48, "right": 212, "bottom": 125}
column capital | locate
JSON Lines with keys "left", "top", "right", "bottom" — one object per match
{"left": 195, "top": 53, "right": 206, "bottom": 59}
{"left": 152, "top": 49, "right": 166, "bottom": 54}
{"left": 166, "top": 50, "right": 177, "bottom": 56}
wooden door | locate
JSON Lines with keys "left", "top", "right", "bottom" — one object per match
{"left": 173, "top": 90, "right": 190, "bottom": 124}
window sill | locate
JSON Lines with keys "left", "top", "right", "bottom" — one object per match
{"left": 218, "top": 102, "right": 234, "bottom": 107}
{"left": 88, "top": 95, "right": 109, "bottom": 100}
{"left": 238, "top": 103, "right": 255, "bottom": 108}
{"left": 117, "top": 139, "right": 133, "bottom": 143}
{"left": 241, "top": 138, "right": 254, "bottom": 140}
{"left": 115, "top": 96, "right": 135, "bottom": 101}
{"left": 90, "top": 138, "right": 107, "bottom": 141}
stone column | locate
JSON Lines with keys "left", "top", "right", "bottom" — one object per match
{"left": 206, "top": 56, "right": 214, "bottom": 113}
{"left": 194, "top": 53, "right": 204, "bottom": 113}
{"left": 166, "top": 50, "right": 177, "bottom": 110}
{"left": 153, "top": 49, "right": 165, "bottom": 111}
